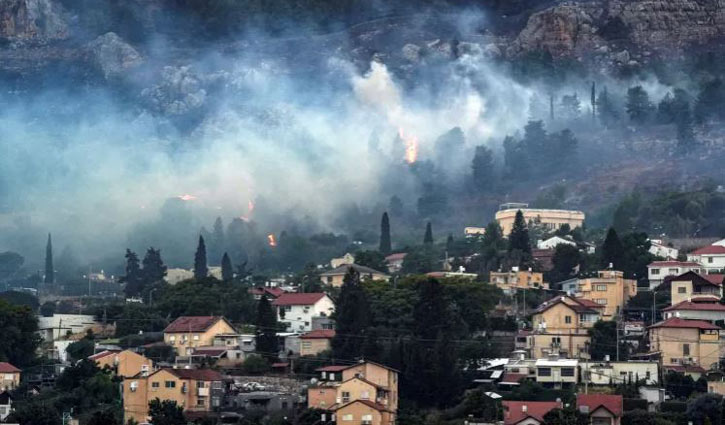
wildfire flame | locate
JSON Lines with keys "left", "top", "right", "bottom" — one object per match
{"left": 178, "top": 194, "right": 197, "bottom": 201}
{"left": 267, "top": 233, "right": 277, "bottom": 247}
{"left": 399, "top": 128, "right": 418, "bottom": 164}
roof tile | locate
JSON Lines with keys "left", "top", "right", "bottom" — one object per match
{"left": 577, "top": 394, "right": 623, "bottom": 417}
{"left": 164, "top": 316, "right": 227, "bottom": 333}
{"left": 272, "top": 293, "right": 326, "bottom": 306}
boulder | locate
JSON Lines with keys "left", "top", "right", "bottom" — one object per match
{"left": 85, "top": 32, "right": 143, "bottom": 80}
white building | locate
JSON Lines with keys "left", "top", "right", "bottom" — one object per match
{"left": 649, "top": 240, "right": 679, "bottom": 260}
{"left": 271, "top": 293, "right": 335, "bottom": 332}
{"left": 536, "top": 236, "right": 577, "bottom": 250}
{"left": 647, "top": 261, "right": 703, "bottom": 289}
{"left": 165, "top": 268, "right": 194, "bottom": 285}
{"left": 580, "top": 361, "right": 659, "bottom": 386}
{"left": 330, "top": 253, "right": 355, "bottom": 269}
{"left": 38, "top": 314, "right": 98, "bottom": 341}
{"left": 535, "top": 358, "right": 578, "bottom": 389}
{"left": 663, "top": 301, "right": 725, "bottom": 322}
{"left": 687, "top": 242, "right": 725, "bottom": 273}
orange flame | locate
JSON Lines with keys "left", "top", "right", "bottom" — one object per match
{"left": 399, "top": 128, "right": 418, "bottom": 164}
{"left": 178, "top": 194, "right": 197, "bottom": 201}
{"left": 267, "top": 234, "right": 277, "bottom": 247}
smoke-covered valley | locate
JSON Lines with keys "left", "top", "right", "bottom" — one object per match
{"left": 3, "top": 0, "right": 725, "bottom": 275}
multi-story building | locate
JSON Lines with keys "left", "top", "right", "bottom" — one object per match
{"left": 122, "top": 368, "right": 224, "bottom": 424}
{"left": 648, "top": 240, "right": 679, "bottom": 261}
{"left": 668, "top": 271, "right": 723, "bottom": 305}
{"left": 0, "top": 363, "right": 20, "bottom": 392}
{"left": 535, "top": 358, "right": 578, "bottom": 389}
{"left": 90, "top": 350, "right": 153, "bottom": 378}
{"left": 300, "top": 330, "right": 335, "bottom": 357}
{"left": 490, "top": 267, "right": 547, "bottom": 294}
{"left": 576, "top": 394, "right": 623, "bottom": 425}
{"left": 663, "top": 300, "right": 725, "bottom": 322}
{"left": 687, "top": 241, "right": 725, "bottom": 273}
{"left": 319, "top": 264, "right": 389, "bottom": 287}
{"left": 648, "top": 317, "right": 722, "bottom": 371}
{"left": 308, "top": 361, "right": 398, "bottom": 425}
{"left": 523, "top": 296, "right": 602, "bottom": 359}
{"left": 580, "top": 361, "right": 659, "bottom": 386}
{"left": 647, "top": 261, "right": 703, "bottom": 289}
{"left": 495, "top": 203, "right": 585, "bottom": 236}
{"left": 569, "top": 270, "right": 637, "bottom": 320}
{"left": 272, "top": 293, "right": 335, "bottom": 332}
{"left": 163, "top": 316, "right": 237, "bottom": 356}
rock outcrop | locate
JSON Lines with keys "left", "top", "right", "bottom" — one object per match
{"left": 85, "top": 32, "right": 143, "bottom": 80}
{"left": 0, "top": 0, "right": 67, "bottom": 42}
{"left": 141, "top": 66, "right": 207, "bottom": 116}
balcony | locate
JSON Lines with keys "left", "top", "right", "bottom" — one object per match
{"left": 198, "top": 387, "right": 209, "bottom": 397}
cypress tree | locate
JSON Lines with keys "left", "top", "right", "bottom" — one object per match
{"left": 142, "top": 247, "right": 167, "bottom": 285}
{"left": 122, "top": 249, "right": 143, "bottom": 297}
{"left": 255, "top": 295, "right": 279, "bottom": 358}
{"left": 221, "top": 252, "right": 233, "bottom": 281}
{"left": 194, "top": 235, "right": 208, "bottom": 280}
{"left": 44, "top": 233, "right": 54, "bottom": 285}
{"left": 424, "top": 222, "right": 433, "bottom": 245}
{"left": 601, "top": 228, "right": 625, "bottom": 270}
{"left": 508, "top": 210, "right": 531, "bottom": 254}
{"left": 379, "top": 212, "right": 392, "bottom": 255}
{"left": 331, "top": 267, "right": 371, "bottom": 360}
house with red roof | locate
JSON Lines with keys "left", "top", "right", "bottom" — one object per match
{"left": 647, "top": 260, "right": 702, "bottom": 289}
{"left": 668, "top": 271, "right": 723, "bottom": 306}
{"left": 648, "top": 317, "right": 722, "bottom": 371}
{"left": 577, "top": 394, "right": 623, "bottom": 425}
{"left": 249, "top": 287, "right": 285, "bottom": 300}
{"left": 272, "top": 293, "right": 334, "bottom": 332}
{"left": 688, "top": 242, "right": 725, "bottom": 273}
{"left": 0, "top": 363, "right": 20, "bottom": 392}
{"left": 502, "top": 400, "right": 562, "bottom": 425}
{"left": 664, "top": 300, "right": 725, "bottom": 322}
{"left": 163, "top": 316, "right": 236, "bottom": 356}
{"left": 300, "top": 329, "right": 336, "bottom": 356}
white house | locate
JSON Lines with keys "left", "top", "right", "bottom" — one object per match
{"left": 271, "top": 293, "right": 335, "bottom": 332}
{"left": 647, "top": 261, "right": 703, "bottom": 289}
{"left": 535, "top": 358, "right": 578, "bottom": 389}
{"left": 649, "top": 240, "right": 679, "bottom": 260}
{"left": 38, "top": 314, "right": 99, "bottom": 341}
{"left": 687, "top": 242, "right": 725, "bottom": 273}
{"left": 330, "top": 253, "right": 355, "bottom": 269}
{"left": 536, "top": 236, "right": 576, "bottom": 250}
{"left": 663, "top": 301, "right": 725, "bottom": 322}
{"left": 0, "top": 391, "right": 12, "bottom": 422}
{"left": 580, "top": 361, "right": 659, "bottom": 386}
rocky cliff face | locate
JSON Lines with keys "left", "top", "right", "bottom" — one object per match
{"left": 0, "top": 0, "right": 67, "bottom": 42}
{"left": 508, "top": 0, "right": 725, "bottom": 59}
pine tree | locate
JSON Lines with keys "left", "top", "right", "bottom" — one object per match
{"left": 194, "top": 235, "right": 208, "bottom": 280}
{"left": 626, "top": 86, "right": 653, "bottom": 124}
{"left": 44, "top": 233, "right": 54, "bottom": 285}
{"left": 601, "top": 228, "right": 625, "bottom": 270}
{"left": 672, "top": 88, "right": 695, "bottom": 149}
{"left": 121, "top": 249, "right": 144, "bottom": 297}
{"left": 508, "top": 210, "right": 531, "bottom": 254}
{"left": 255, "top": 295, "right": 278, "bottom": 358}
{"left": 142, "top": 248, "right": 167, "bottom": 286}
{"left": 331, "top": 267, "right": 371, "bottom": 360}
{"left": 597, "top": 86, "right": 619, "bottom": 127}
{"left": 471, "top": 145, "right": 495, "bottom": 192}
{"left": 414, "top": 277, "right": 448, "bottom": 339}
{"left": 379, "top": 212, "right": 392, "bottom": 255}
{"left": 424, "top": 222, "right": 433, "bottom": 245}
{"left": 221, "top": 252, "right": 233, "bottom": 281}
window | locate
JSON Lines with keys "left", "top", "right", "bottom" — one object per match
{"left": 198, "top": 381, "right": 206, "bottom": 388}
{"left": 511, "top": 368, "right": 520, "bottom": 373}
{"left": 342, "top": 414, "right": 353, "bottom": 421}
{"left": 595, "top": 284, "right": 607, "bottom": 291}
{"left": 212, "top": 397, "right": 220, "bottom": 407}
{"left": 282, "top": 401, "right": 288, "bottom": 409}
{"left": 4, "top": 374, "right": 14, "bottom": 380}
{"left": 285, "top": 306, "right": 292, "bottom": 312}
{"left": 321, "top": 414, "right": 327, "bottom": 422}
{"left": 169, "top": 336, "right": 176, "bottom": 342}
{"left": 646, "top": 371, "right": 651, "bottom": 380}
{"left": 561, "top": 368, "right": 575, "bottom": 377}
{"left": 321, "top": 371, "right": 327, "bottom": 379}
{"left": 678, "top": 287, "right": 687, "bottom": 294}
{"left": 538, "top": 368, "right": 551, "bottom": 376}
{"left": 683, "top": 344, "right": 690, "bottom": 356}
{"left": 552, "top": 337, "right": 561, "bottom": 344}
{"left": 595, "top": 299, "right": 607, "bottom": 305}
{"left": 342, "top": 391, "right": 350, "bottom": 403}
{"left": 165, "top": 381, "right": 176, "bottom": 388}
{"left": 651, "top": 268, "right": 660, "bottom": 275}
{"left": 709, "top": 257, "right": 714, "bottom": 263}
{"left": 327, "top": 276, "right": 333, "bottom": 284}
{"left": 302, "top": 342, "right": 312, "bottom": 349}
{"left": 329, "top": 373, "right": 335, "bottom": 380}
{"left": 565, "top": 316, "right": 572, "bottom": 324}
{"left": 152, "top": 382, "right": 160, "bottom": 388}
{"left": 197, "top": 399, "right": 205, "bottom": 406}
{"left": 361, "top": 391, "right": 370, "bottom": 400}
{"left": 193, "top": 335, "right": 199, "bottom": 341}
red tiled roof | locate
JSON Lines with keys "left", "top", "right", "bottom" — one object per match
{"left": 164, "top": 368, "right": 223, "bottom": 381}
{"left": 648, "top": 317, "right": 721, "bottom": 330}
{"left": 88, "top": 350, "right": 119, "bottom": 361}
{"left": 577, "top": 394, "right": 623, "bottom": 417}
{"left": 649, "top": 261, "right": 701, "bottom": 267}
{"left": 249, "top": 287, "right": 285, "bottom": 298}
{"left": 164, "top": 316, "right": 227, "bottom": 333}
{"left": 703, "top": 274, "right": 725, "bottom": 285}
{"left": 574, "top": 298, "right": 605, "bottom": 309}
{"left": 502, "top": 401, "right": 560, "bottom": 425}
{"left": 271, "top": 362, "right": 290, "bottom": 368}
{"left": 317, "top": 365, "right": 349, "bottom": 372}
{"left": 691, "top": 245, "right": 725, "bottom": 255}
{"left": 193, "top": 347, "right": 227, "bottom": 357}
{"left": 301, "top": 329, "right": 336, "bottom": 339}
{"left": 272, "top": 293, "right": 326, "bottom": 306}
{"left": 335, "top": 399, "right": 393, "bottom": 413}
{"left": 500, "top": 372, "right": 527, "bottom": 385}
{"left": 663, "top": 301, "right": 725, "bottom": 312}
{"left": 0, "top": 363, "right": 20, "bottom": 373}
{"left": 664, "top": 365, "right": 707, "bottom": 373}
{"left": 385, "top": 253, "right": 407, "bottom": 262}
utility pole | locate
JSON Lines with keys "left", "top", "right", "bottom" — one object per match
{"left": 616, "top": 310, "right": 620, "bottom": 361}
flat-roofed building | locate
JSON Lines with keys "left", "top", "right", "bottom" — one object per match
{"left": 495, "top": 203, "right": 585, "bottom": 236}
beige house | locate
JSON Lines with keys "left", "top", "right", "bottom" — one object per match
{"left": 490, "top": 267, "right": 547, "bottom": 293}
{"left": 577, "top": 394, "right": 623, "bottom": 425}
{"left": 122, "top": 368, "right": 224, "bottom": 424}
{"left": 571, "top": 270, "right": 636, "bottom": 320}
{"left": 648, "top": 317, "right": 722, "bottom": 371}
{"left": 331, "top": 253, "right": 355, "bottom": 269}
{"left": 495, "top": 203, "right": 585, "bottom": 236}
{"left": 580, "top": 361, "right": 659, "bottom": 386}
{"left": 0, "top": 363, "right": 20, "bottom": 392}
{"left": 308, "top": 361, "right": 398, "bottom": 425}
{"left": 163, "top": 316, "right": 237, "bottom": 356}
{"left": 535, "top": 358, "right": 578, "bottom": 389}
{"left": 300, "top": 330, "right": 335, "bottom": 357}
{"left": 320, "top": 264, "right": 389, "bottom": 287}
{"left": 525, "top": 296, "right": 602, "bottom": 359}
{"left": 90, "top": 350, "right": 153, "bottom": 378}
{"left": 668, "top": 271, "right": 723, "bottom": 305}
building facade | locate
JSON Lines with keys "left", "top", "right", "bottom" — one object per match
{"left": 272, "top": 293, "right": 335, "bottom": 332}
{"left": 0, "top": 363, "right": 20, "bottom": 392}
{"left": 163, "top": 316, "right": 237, "bottom": 356}
{"left": 495, "top": 204, "right": 585, "bottom": 236}
{"left": 647, "top": 261, "right": 702, "bottom": 289}
{"left": 490, "top": 268, "right": 547, "bottom": 294}
{"left": 319, "top": 264, "right": 389, "bottom": 288}
{"left": 570, "top": 270, "right": 637, "bottom": 320}
{"left": 648, "top": 318, "right": 722, "bottom": 371}
{"left": 669, "top": 271, "right": 723, "bottom": 305}
{"left": 91, "top": 350, "right": 153, "bottom": 378}
{"left": 300, "top": 330, "right": 335, "bottom": 357}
